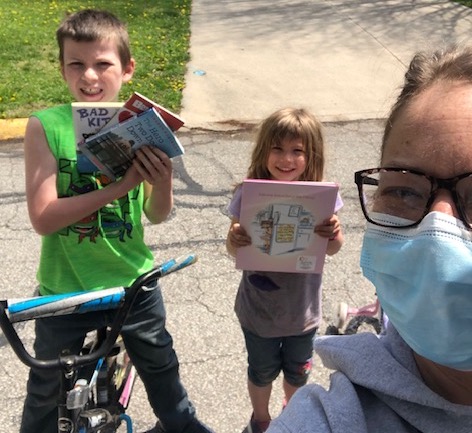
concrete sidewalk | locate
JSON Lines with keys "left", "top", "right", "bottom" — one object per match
{"left": 181, "top": 0, "right": 472, "bottom": 130}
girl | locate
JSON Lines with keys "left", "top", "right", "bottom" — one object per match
{"left": 226, "top": 107, "right": 344, "bottom": 433}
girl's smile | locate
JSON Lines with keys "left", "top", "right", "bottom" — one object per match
{"left": 267, "top": 138, "right": 307, "bottom": 181}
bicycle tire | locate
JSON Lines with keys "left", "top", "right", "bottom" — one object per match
{"left": 324, "top": 324, "right": 341, "bottom": 335}
{"left": 344, "top": 315, "right": 382, "bottom": 335}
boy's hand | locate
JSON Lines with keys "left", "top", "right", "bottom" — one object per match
{"left": 314, "top": 214, "right": 341, "bottom": 239}
{"left": 132, "top": 146, "right": 173, "bottom": 224}
{"left": 120, "top": 163, "right": 145, "bottom": 191}
{"left": 133, "top": 146, "right": 172, "bottom": 186}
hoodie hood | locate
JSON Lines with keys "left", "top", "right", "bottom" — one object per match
{"left": 313, "top": 326, "right": 472, "bottom": 432}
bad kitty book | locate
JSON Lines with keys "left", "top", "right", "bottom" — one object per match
{"left": 71, "top": 102, "right": 124, "bottom": 173}
{"left": 78, "top": 107, "right": 185, "bottom": 181}
{"left": 72, "top": 101, "right": 124, "bottom": 144}
{"left": 236, "top": 179, "right": 339, "bottom": 274}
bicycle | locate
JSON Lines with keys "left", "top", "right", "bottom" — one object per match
{"left": 326, "top": 298, "right": 388, "bottom": 336}
{"left": 0, "top": 253, "right": 197, "bottom": 433}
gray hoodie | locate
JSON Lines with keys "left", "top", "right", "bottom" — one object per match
{"left": 267, "top": 326, "right": 472, "bottom": 433}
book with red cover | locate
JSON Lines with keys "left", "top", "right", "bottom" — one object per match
{"left": 105, "top": 92, "right": 185, "bottom": 131}
{"left": 236, "top": 179, "right": 339, "bottom": 274}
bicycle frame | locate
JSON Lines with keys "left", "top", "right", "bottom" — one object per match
{"left": 325, "top": 298, "right": 387, "bottom": 336}
{"left": 0, "top": 253, "right": 197, "bottom": 433}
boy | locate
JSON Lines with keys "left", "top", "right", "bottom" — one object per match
{"left": 21, "top": 9, "right": 213, "bottom": 433}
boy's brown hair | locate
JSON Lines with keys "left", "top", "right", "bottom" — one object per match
{"left": 56, "top": 9, "right": 132, "bottom": 67}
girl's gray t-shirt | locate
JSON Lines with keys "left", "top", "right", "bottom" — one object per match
{"left": 228, "top": 186, "right": 343, "bottom": 338}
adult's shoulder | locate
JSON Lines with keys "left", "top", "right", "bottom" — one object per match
{"left": 267, "top": 374, "right": 367, "bottom": 433}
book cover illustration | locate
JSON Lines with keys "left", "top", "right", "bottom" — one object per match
{"left": 236, "top": 179, "right": 339, "bottom": 274}
{"left": 78, "top": 107, "right": 185, "bottom": 181}
{"left": 71, "top": 102, "right": 124, "bottom": 173}
{"left": 105, "top": 92, "right": 185, "bottom": 132}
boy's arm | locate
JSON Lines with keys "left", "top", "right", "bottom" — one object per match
{"left": 24, "top": 117, "right": 144, "bottom": 235}
{"left": 136, "top": 147, "right": 173, "bottom": 224}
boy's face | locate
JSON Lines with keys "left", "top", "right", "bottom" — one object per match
{"left": 61, "top": 37, "right": 135, "bottom": 102}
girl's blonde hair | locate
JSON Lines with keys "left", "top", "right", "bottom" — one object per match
{"left": 247, "top": 107, "right": 325, "bottom": 181}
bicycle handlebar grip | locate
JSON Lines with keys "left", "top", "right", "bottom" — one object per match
{"left": 7, "top": 287, "right": 125, "bottom": 323}
{"left": 160, "top": 253, "right": 198, "bottom": 277}
{"left": 130, "top": 253, "right": 198, "bottom": 290}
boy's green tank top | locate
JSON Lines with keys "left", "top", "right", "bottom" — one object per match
{"left": 32, "top": 104, "right": 154, "bottom": 295}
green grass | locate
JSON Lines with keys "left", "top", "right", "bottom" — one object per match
{"left": 0, "top": 0, "right": 191, "bottom": 119}
{"left": 455, "top": 0, "right": 472, "bottom": 6}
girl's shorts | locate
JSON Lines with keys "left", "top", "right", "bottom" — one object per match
{"left": 242, "top": 327, "right": 317, "bottom": 387}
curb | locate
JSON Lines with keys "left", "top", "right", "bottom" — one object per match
{"left": 0, "top": 118, "right": 258, "bottom": 143}
{"left": 0, "top": 118, "right": 28, "bottom": 141}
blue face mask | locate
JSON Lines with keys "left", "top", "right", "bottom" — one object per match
{"left": 360, "top": 211, "right": 472, "bottom": 371}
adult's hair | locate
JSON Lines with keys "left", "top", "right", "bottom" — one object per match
{"left": 56, "top": 9, "right": 132, "bottom": 67}
{"left": 247, "top": 107, "right": 325, "bottom": 182}
{"left": 383, "top": 44, "right": 472, "bottom": 155}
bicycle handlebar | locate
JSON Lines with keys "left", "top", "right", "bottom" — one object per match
{"left": 0, "top": 253, "right": 197, "bottom": 371}
{"left": 6, "top": 287, "right": 126, "bottom": 323}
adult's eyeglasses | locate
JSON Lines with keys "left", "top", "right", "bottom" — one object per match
{"left": 354, "top": 167, "right": 472, "bottom": 228}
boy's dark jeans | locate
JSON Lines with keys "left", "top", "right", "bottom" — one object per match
{"left": 20, "top": 285, "right": 196, "bottom": 433}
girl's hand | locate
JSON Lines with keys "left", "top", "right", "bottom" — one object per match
{"left": 229, "top": 223, "right": 252, "bottom": 247}
{"left": 314, "top": 214, "right": 341, "bottom": 239}
{"left": 315, "top": 214, "right": 344, "bottom": 255}
{"left": 226, "top": 221, "right": 252, "bottom": 257}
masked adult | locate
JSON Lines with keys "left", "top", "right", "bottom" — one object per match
{"left": 267, "top": 44, "right": 472, "bottom": 433}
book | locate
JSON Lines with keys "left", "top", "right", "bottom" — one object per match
{"left": 78, "top": 107, "right": 185, "bottom": 180}
{"left": 72, "top": 95, "right": 184, "bottom": 173}
{"left": 105, "top": 91, "right": 185, "bottom": 132}
{"left": 72, "top": 101, "right": 124, "bottom": 144}
{"left": 72, "top": 102, "right": 124, "bottom": 173}
{"left": 236, "top": 179, "right": 339, "bottom": 274}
